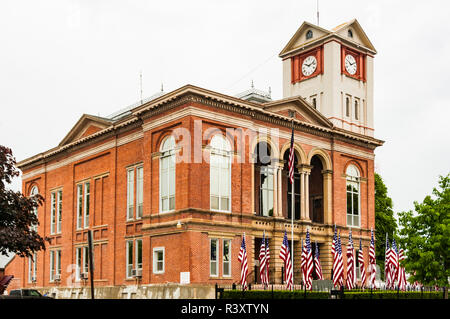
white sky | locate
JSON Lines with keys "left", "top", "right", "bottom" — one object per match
{"left": 0, "top": 0, "right": 449, "bottom": 254}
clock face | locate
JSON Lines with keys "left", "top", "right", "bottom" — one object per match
{"left": 345, "top": 54, "right": 357, "bottom": 75}
{"left": 301, "top": 55, "right": 317, "bottom": 76}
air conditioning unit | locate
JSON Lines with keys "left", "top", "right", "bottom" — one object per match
{"left": 131, "top": 269, "right": 136, "bottom": 277}
{"left": 31, "top": 277, "right": 37, "bottom": 283}
{"left": 135, "top": 269, "right": 142, "bottom": 278}
{"left": 81, "top": 272, "right": 89, "bottom": 280}
{"left": 54, "top": 274, "right": 61, "bottom": 282}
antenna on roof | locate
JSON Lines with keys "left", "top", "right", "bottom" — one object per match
{"left": 161, "top": 82, "right": 164, "bottom": 92}
{"left": 316, "top": 0, "right": 320, "bottom": 26}
{"left": 139, "top": 70, "right": 143, "bottom": 105}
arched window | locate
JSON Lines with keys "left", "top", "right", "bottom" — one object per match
{"left": 306, "top": 30, "right": 313, "bottom": 40}
{"left": 30, "top": 186, "right": 39, "bottom": 231}
{"left": 346, "top": 164, "right": 360, "bottom": 227}
{"left": 355, "top": 100, "right": 359, "bottom": 120}
{"left": 210, "top": 135, "right": 231, "bottom": 212}
{"left": 348, "top": 29, "right": 353, "bottom": 38}
{"left": 160, "top": 136, "right": 176, "bottom": 212}
{"left": 254, "top": 142, "right": 274, "bottom": 217}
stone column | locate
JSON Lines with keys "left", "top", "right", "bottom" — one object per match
{"left": 276, "top": 162, "right": 284, "bottom": 217}
{"left": 300, "top": 171, "right": 305, "bottom": 220}
{"left": 322, "top": 170, "right": 333, "bottom": 225}
{"left": 305, "top": 171, "right": 311, "bottom": 221}
{"left": 273, "top": 165, "right": 278, "bottom": 217}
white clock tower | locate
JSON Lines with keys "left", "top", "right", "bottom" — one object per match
{"left": 279, "top": 19, "right": 377, "bottom": 136}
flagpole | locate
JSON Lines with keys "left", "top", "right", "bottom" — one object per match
{"left": 290, "top": 121, "right": 294, "bottom": 287}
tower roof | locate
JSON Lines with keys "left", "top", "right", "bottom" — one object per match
{"left": 279, "top": 19, "right": 376, "bottom": 58}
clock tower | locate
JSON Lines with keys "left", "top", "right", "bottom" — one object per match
{"left": 279, "top": 19, "right": 377, "bottom": 136}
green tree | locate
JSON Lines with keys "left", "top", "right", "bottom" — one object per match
{"left": 398, "top": 174, "right": 450, "bottom": 287}
{"left": 0, "top": 145, "right": 47, "bottom": 258}
{"left": 374, "top": 173, "right": 398, "bottom": 277}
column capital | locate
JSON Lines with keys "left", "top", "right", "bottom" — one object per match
{"left": 298, "top": 164, "right": 313, "bottom": 174}
{"left": 321, "top": 169, "right": 333, "bottom": 176}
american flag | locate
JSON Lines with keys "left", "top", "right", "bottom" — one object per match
{"left": 333, "top": 233, "right": 344, "bottom": 288}
{"left": 238, "top": 233, "right": 248, "bottom": 290}
{"left": 265, "top": 235, "right": 270, "bottom": 285}
{"left": 304, "top": 230, "right": 313, "bottom": 290}
{"left": 314, "top": 242, "right": 324, "bottom": 280}
{"left": 259, "top": 232, "right": 267, "bottom": 286}
{"left": 368, "top": 229, "right": 376, "bottom": 288}
{"left": 331, "top": 225, "right": 337, "bottom": 279}
{"left": 390, "top": 239, "right": 399, "bottom": 287}
{"left": 288, "top": 127, "right": 295, "bottom": 184}
{"left": 358, "top": 239, "right": 366, "bottom": 289}
{"left": 384, "top": 234, "right": 392, "bottom": 289}
{"left": 397, "top": 248, "right": 407, "bottom": 291}
{"left": 279, "top": 231, "right": 293, "bottom": 290}
{"left": 346, "top": 230, "right": 356, "bottom": 290}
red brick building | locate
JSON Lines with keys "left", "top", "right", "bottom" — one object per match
{"left": 5, "top": 19, "right": 383, "bottom": 293}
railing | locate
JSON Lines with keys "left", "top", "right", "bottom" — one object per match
{"left": 215, "top": 282, "right": 448, "bottom": 300}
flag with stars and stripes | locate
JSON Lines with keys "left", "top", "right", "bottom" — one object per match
{"left": 238, "top": 233, "right": 249, "bottom": 290}
{"left": 397, "top": 248, "right": 407, "bottom": 291}
{"left": 333, "top": 233, "right": 344, "bottom": 288}
{"left": 314, "top": 242, "right": 324, "bottom": 280}
{"left": 259, "top": 232, "right": 267, "bottom": 286}
{"left": 304, "top": 230, "right": 314, "bottom": 290}
{"left": 346, "top": 230, "right": 356, "bottom": 290}
{"left": 368, "top": 229, "right": 376, "bottom": 288}
{"left": 288, "top": 127, "right": 295, "bottom": 184}
{"left": 279, "top": 231, "right": 293, "bottom": 290}
{"left": 385, "top": 234, "right": 392, "bottom": 289}
{"left": 358, "top": 239, "right": 366, "bottom": 289}
{"left": 390, "top": 239, "right": 399, "bottom": 288}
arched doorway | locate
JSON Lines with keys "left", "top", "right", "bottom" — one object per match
{"left": 309, "top": 155, "right": 324, "bottom": 223}
{"left": 254, "top": 142, "right": 274, "bottom": 217}
{"left": 282, "top": 150, "right": 300, "bottom": 220}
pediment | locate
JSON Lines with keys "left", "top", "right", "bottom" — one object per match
{"left": 262, "top": 97, "right": 333, "bottom": 129}
{"left": 59, "top": 114, "right": 113, "bottom": 147}
{"left": 279, "top": 22, "right": 331, "bottom": 57}
{"left": 332, "top": 19, "right": 377, "bottom": 53}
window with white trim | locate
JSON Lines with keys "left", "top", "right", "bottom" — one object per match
{"left": 126, "top": 239, "right": 143, "bottom": 278}
{"left": 50, "top": 190, "right": 62, "bottom": 234}
{"left": 28, "top": 253, "right": 37, "bottom": 283}
{"left": 223, "top": 239, "right": 231, "bottom": 277}
{"left": 153, "top": 247, "right": 165, "bottom": 274}
{"left": 210, "top": 135, "right": 231, "bottom": 212}
{"left": 76, "top": 181, "right": 90, "bottom": 229}
{"left": 49, "top": 249, "right": 61, "bottom": 282}
{"left": 127, "top": 165, "right": 144, "bottom": 220}
{"left": 346, "top": 164, "right": 360, "bottom": 227}
{"left": 75, "top": 246, "right": 91, "bottom": 281}
{"left": 160, "top": 136, "right": 176, "bottom": 213}
{"left": 30, "top": 186, "right": 39, "bottom": 231}
{"left": 210, "top": 238, "right": 219, "bottom": 277}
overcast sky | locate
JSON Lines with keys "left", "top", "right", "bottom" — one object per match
{"left": 1, "top": 0, "right": 449, "bottom": 240}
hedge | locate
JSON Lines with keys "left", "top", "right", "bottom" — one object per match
{"left": 220, "top": 290, "right": 443, "bottom": 299}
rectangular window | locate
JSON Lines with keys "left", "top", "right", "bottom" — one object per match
{"left": 153, "top": 247, "right": 165, "bottom": 274}
{"left": 57, "top": 190, "right": 62, "bottom": 233}
{"left": 50, "top": 251, "right": 55, "bottom": 282}
{"left": 127, "top": 169, "right": 134, "bottom": 220}
{"left": 77, "top": 185, "right": 83, "bottom": 229}
{"left": 136, "top": 166, "right": 143, "bottom": 219}
{"left": 210, "top": 239, "right": 219, "bottom": 277}
{"left": 50, "top": 192, "right": 56, "bottom": 234}
{"left": 84, "top": 182, "right": 90, "bottom": 228}
{"left": 126, "top": 240, "right": 133, "bottom": 278}
{"left": 223, "top": 239, "right": 231, "bottom": 277}
{"left": 50, "top": 249, "right": 61, "bottom": 282}
{"left": 136, "top": 239, "right": 143, "bottom": 271}
{"left": 83, "top": 246, "right": 89, "bottom": 275}
{"left": 28, "top": 253, "right": 37, "bottom": 283}
{"left": 76, "top": 247, "right": 82, "bottom": 281}
{"left": 160, "top": 155, "right": 175, "bottom": 213}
